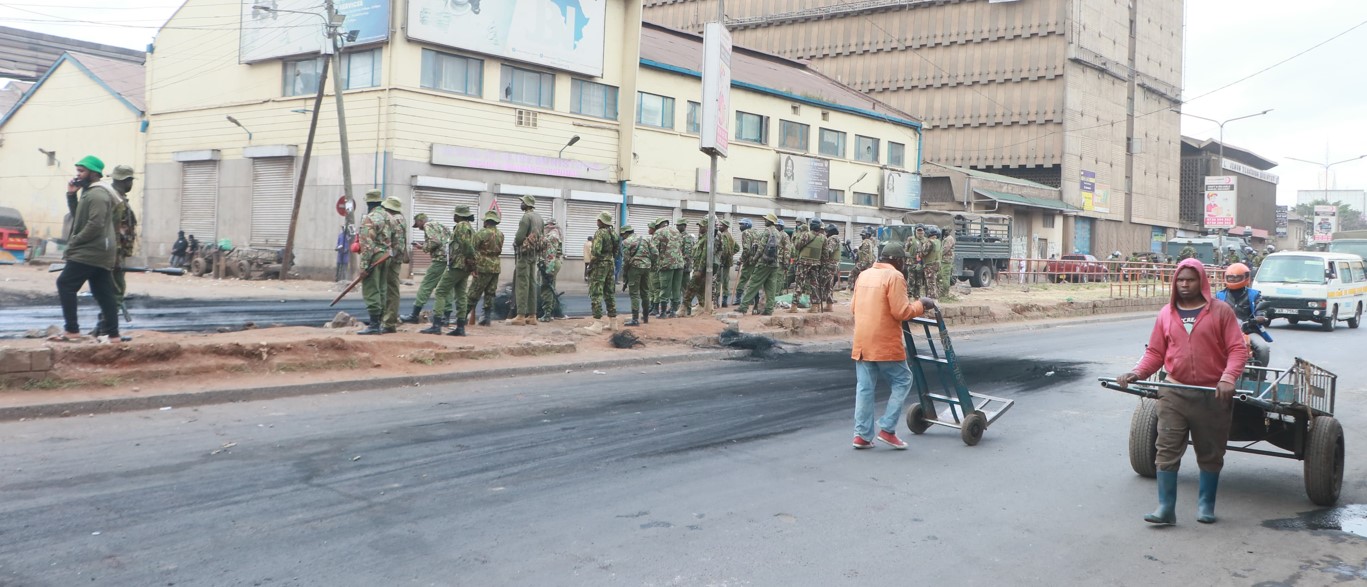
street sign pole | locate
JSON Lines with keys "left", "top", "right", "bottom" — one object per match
{"left": 700, "top": 18, "right": 731, "bottom": 313}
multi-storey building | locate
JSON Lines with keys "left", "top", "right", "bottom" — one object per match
{"left": 644, "top": 0, "right": 1184, "bottom": 255}
{"left": 1178, "top": 137, "right": 1278, "bottom": 237}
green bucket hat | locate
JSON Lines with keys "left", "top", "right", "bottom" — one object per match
{"left": 453, "top": 205, "right": 474, "bottom": 219}
{"left": 111, "top": 164, "right": 134, "bottom": 181}
{"left": 75, "top": 155, "right": 104, "bottom": 174}
{"left": 763, "top": 213, "right": 778, "bottom": 224}
{"left": 597, "top": 211, "right": 613, "bottom": 225}
{"left": 674, "top": 217, "right": 687, "bottom": 226}
{"left": 620, "top": 225, "right": 634, "bottom": 235}
{"left": 365, "top": 189, "right": 383, "bottom": 203}
{"left": 412, "top": 213, "right": 428, "bottom": 226}
{"left": 651, "top": 217, "right": 667, "bottom": 229}
{"left": 520, "top": 195, "right": 536, "bottom": 208}
{"left": 483, "top": 210, "right": 501, "bottom": 223}
{"left": 381, "top": 196, "right": 402, "bottom": 213}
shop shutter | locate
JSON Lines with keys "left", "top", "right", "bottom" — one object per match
{"left": 493, "top": 196, "right": 550, "bottom": 257}
{"left": 410, "top": 188, "right": 479, "bottom": 274}
{"left": 179, "top": 161, "right": 218, "bottom": 243}
{"left": 627, "top": 205, "right": 674, "bottom": 238}
{"left": 249, "top": 157, "right": 295, "bottom": 247}
{"left": 565, "top": 201, "right": 617, "bottom": 258}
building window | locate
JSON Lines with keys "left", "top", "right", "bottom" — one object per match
{"left": 283, "top": 57, "right": 325, "bottom": 97}
{"left": 686, "top": 101, "right": 701, "bottom": 134}
{"left": 855, "top": 135, "right": 880, "bottom": 163}
{"left": 779, "top": 120, "right": 809, "bottom": 151}
{"left": 636, "top": 92, "right": 674, "bottom": 128}
{"left": 340, "top": 48, "right": 381, "bottom": 89}
{"left": 819, "top": 128, "right": 845, "bottom": 158}
{"left": 734, "top": 178, "right": 768, "bottom": 195}
{"left": 889, "top": 142, "right": 906, "bottom": 168}
{"left": 420, "top": 49, "right": 482, "bottom": 96}
{"left": 827, "top": 189, "right": 845, "bottom": 203}
{"left": 1043, "top": 214, "right": 1056, "bottom": 228}
{"left": 501, "top": 65, "right": 554, "bottom": 109}
{"left": 854, "top": 191, "right": 878, "bottom": 206}
{"left": 572, "top": 79, "right": 618, "bottom": 120}
{"left": 736, "top": 111, "right": 767, "bottom": 144}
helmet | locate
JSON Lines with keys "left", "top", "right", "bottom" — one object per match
{"left": 926, "top": 226, "right": 941, "bottom": 237}
{"left": 1243, "top": 246, "right": 1254, "bottom": 255}
{"left": 1265, "top": 244, "right": 1275, "bottom": 253}
{"left": 776, "top": 219, "right": 786, "bottom": 228}
{"left": 1113, "top": 250, "right": 1122, "bottom": 258}
{"left": 825, "top": 223, "right": 838, "bottom": 236}
{"left": 739, "top": 218, "right": 752, "bottom": 229}
{"left": 860, "top": 226, "right": 873, "bottom": 238}
{"left": 1225, "top": 263, "right": 1250, "bottom": 289}
{"left": 809, "top": 218, "right": 822, "bottom": 230}
{"left": 1227, "top": 244, "right": 1237, "bottom": 251}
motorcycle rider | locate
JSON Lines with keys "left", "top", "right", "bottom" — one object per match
{"left": 1215, "top": 263, "right": 1270, "bottom": 368}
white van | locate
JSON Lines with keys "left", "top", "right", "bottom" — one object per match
{"left": 1254, "top": 251, "right": 1366, "bottom": 331}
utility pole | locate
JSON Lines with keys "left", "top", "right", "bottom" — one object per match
{"left": 279, "top": 58, "right": 330, "bottom": 279}
{"left": 701, "top": 0, "right": 725, "bottom": 314}
{"left": 324, "top": 0, "right": 357, "bottom": 278}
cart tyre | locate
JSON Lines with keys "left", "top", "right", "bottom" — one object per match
{"left": 190, "top": 257, "right": 207, "bottom": 276}
{"left": 1128, "top": 398, "right": 1160, "bottom": 478}
{"left": 1304, "top": 416, "right": 1344, "bottom": 507}
{"left": 905, "top": 403, "right": 932, "bottom": 435}
{"left": 960, "top": 411, "right": 987, "bottom": 446}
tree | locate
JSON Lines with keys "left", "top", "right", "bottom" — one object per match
{"left": 1295, "top": 199, "right": 1366, "bottom": 231}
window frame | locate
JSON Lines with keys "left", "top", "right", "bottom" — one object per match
{"left": 635, "top": 91, "right": 675, "bottom": 129}
{"left": 855, "top": 135, "right": 880, "bottom": 163}
{"left": 571, "top": 79, "right": 619, "bottom": 120}
{"left": 733, "top": 177, "right": 768, "bottom": 195}
{"left": 340, "top": 48, "right": 382, "bottom": 90}
{"left": 685, "top": 101, "right": 701, "bottom": 134}
{"left": 818, "top": 128, "right": 846, "bottom": 158}
{"left": 888, "top": 141, "right": 906, "bottom": 168}
{"left": 420, "top": 49, "right": 483, "bottom": 97}
{"left": 779, "top": 120, "right": 810, "bottom": 152}
{"left": 826, "top": 189, "right": 845, "bottom": 204}
{"left": 500, "top": 64, "right": 555, "bottom": 109}
{"left": 282, "top": 56, "right": 325, "bottom": 97}
{"left": 853, "top": 191, "right": 879, "bottom": 207}
{"left": 735, "top": 111, "right": 768, "bottom": 145}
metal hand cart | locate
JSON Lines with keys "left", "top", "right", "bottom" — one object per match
{"left": 1100, "top": 358, "right": 1343, "bottom": 506}
{"left": 902, "top": 309, "right": 1015, "bottom": 446}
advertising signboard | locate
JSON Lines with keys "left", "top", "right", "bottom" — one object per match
{"left": 777, "top": 154, "right": 829, "bottom": 202}
{"left": 1080, "top": 169, "right": 1096, "bottom": 211}
{"left": 883, "top": 169, "right": 922, "bottom": 210}
{"left": 699, "top": 22, "right": 732, "bottom": 157}
{"left": 1313, "top": 205, "right": 1338, "bottom": 243}
{"left": 407, "top": 0, "right": 606, "bottom": 77}
{"left": 1275, "top": 205, "right": 1288, "bottom": 238}
{"left": 241, "top": 0, "right": 392, "bottom": 63}
{"left": 1203, "top": 176, "right": 1237, "bottom": 228}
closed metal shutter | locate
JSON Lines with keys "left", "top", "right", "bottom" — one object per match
{"left": 249, "top": 157, "right": 295, "bottom": 247}
{"left": 493, "top": 196, "right": 550, "bottom": 257}
{"left": 179, "top": 161, "right": 218, "bottom": 242}
{"left": 410, "top": 188, "right": 479, "bottom": 274}
{"left": 565, "top": 201, "right": 617, "bottom": 258}
{"left": 627, "top": 205, "right": 673, "bottom": 237}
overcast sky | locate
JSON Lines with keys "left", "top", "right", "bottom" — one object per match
{"left": 3, "top": 0, "right": 1365, "bottom": 206}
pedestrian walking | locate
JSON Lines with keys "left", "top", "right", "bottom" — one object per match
{"left": 510, "top": 195, "right": 545, "bottom": 325}
{"left": 652, "top": 217, "right": 686, "bottom": 318}
{"left": 620, "top": 224, "right": 655, "bottom": 326}
{"left": 402, "top": 213, "right": 452, "bottom": 324}
{"left": 426, "top": 205, "right": 476, "bottom": 336}
{"left": 466, "top": 210, "right": 505, "bottom": 327}
{"left": 538, "top": 219, "right": 563, "bottom": 322}
{"left": 52, "top": 155, "right": 121, "bottom": 342}
{"left": 737, "top": 214, "right": 782, "bottom": 316}
{"left": 850, "top": 241, "right": 935, "bottom": 449}
{"left": 1115, "top": 258, "right": 1248, "bottom": 525}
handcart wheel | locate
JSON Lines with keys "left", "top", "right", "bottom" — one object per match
{"left": 905, "top": 403, "right": 932, "bottom": 435}
{"left": 1128, "top": 398, "right": 1160, "bottom": 478}
{"left": 960, "top": 411, "right": 987, "bottom": 446}
{"left": 1304, "top": 416, "right": 1344, "bottom": 506}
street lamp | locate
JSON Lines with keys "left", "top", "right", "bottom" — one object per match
{"left": 1285, "top": 154, "right": 1367, "bottom": 196}
{"left": 557, "top": 135, "right": 581, "bottom": 158}
{"left": 225, "top": 115, "right": 253, "bottom": 141}
{"left": 1174, "top": 108, "right": 1273, "bottom": 175}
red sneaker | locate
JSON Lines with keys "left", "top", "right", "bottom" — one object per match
{"left": 852, "top": 436, "right": 874, "bottom": 449}
{"left": 876, "top": 430, "right": 908, "bottom": 450}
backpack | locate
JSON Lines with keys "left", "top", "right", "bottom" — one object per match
{"left": 761, "top": 228, "right": 780, "bottom": 265}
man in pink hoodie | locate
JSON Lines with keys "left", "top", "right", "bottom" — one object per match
{"left": 1116, "top": 258, "right": 1248, "bottom": 525}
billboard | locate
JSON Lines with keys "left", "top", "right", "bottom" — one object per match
{"left": 1203, "top": 176, "right": 1237, "bottom": 228}
{"left": 699, "top": 22, "right": 731, "bottom": 158}
{"left": 1275, "top": 205, "right": 1288, "bottom": 238}
{"left": 408, "top": 0, "right": 606, "bottom": 77}
{"left": 240, "top": 0, "right": 392, "bottom": 64}
{"left": 1080, "top": 169, "right": 1096, "bottom": 211}
{"left": 883, "top": 170, "right": 922, "bottom": 210}
{"left": 1313, "top": 205, "right": 1338, "bottom": 243}
{"left": 777, "top": 154, "right": 829, "bottom": 202}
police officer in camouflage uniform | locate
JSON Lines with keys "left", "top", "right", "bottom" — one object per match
{"left": 620, "top": 224, "right": 655, "bottom": 326}
{"left": 95, "top": 164, "right": 137, "bottom": 337}
{"left": 646, "top": 220, "right": 663, "bottom": 316}
{"left": 904, "top": 225, "right": 928, "bottom": 298}
{"left": 792, "top": 218, "right": 826, "bottom": 312}
{"left": 734, "top": 218, "right": 755, "bottom": 306}
{"left": 424, "top": 205, "right": 476, "bottom": 335}
{"left": 853, "top": 226, "right": 876, "bottom": 286}
{"left": 677, "top": 217, "right": 695, "bottom": 290}
{"left": 511, "top": 195, "right": 545, "bottom": 325}
{"left": 738, "top": 214, "right": 783, "bottom": 315}
{"left": 653, "top": 217, "right": 686, "bottom": 318}
{"left": 467, "top": 210, "right": 505, "bottom": 327}
{"left": 820, "top": 223, "right": 840, "bottom": 311}
{"left": 539, "top": 219, "right": 564, "bottom": 322}
{"left": 773, "top": 219, "right": 792, "bottom": 298}
{"left": 357, "top": 191, "right": 399, "bottom": 335}
{"left": 381, "top": 197, "right": 408, "bottom": 332}
{"left": 922, "top": 226, "right": 943, "bottom": 299}
{"left": 588, "top": 211, "right": 620, "bottom": 329}
{"left": 713, "top": 218, "right": 738, "bottom": 308}
{"left": 402, "top": 212, "right": 452, "bottom": 324}
{"left": 682, "top": 217, "right": 724, "bottom": 315}
{"left": 940, "top": 227, "right": 957, "bottom": 294}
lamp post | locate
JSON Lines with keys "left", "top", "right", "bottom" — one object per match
{"left": 225, "top": 115, "right": 253, "bottom": 141}
{"left": 557, "top": 135, "right": 581, "bottom": 158}
{"left": 1174, "top": 109, "right": 1273, "bottom": 175}
{"left": 1285, "top": 154, "right": 1367, "bottom": 197}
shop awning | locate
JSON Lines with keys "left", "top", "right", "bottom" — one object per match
{"left": 973, "top": 189, "right": 1080, "bottom": 213}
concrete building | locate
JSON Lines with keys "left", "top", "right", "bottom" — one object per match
{"left": 0, "top": 52, "right": 146, "bottom": 241}
{"left": 140, "top": 0, "right": 924, "bottom": 278}
{"left": 643, "top": 0, "right": 1185, "bottom": 257}
{"left": 920, "top": 162, "right": 1073, "bottom": 259}
{"left": 1178, "top": 137, "right": 1279, "bottom": 235}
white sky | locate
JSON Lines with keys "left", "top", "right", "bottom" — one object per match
{"left": 3, "top": 0, "right": 1365, "bottom": 206}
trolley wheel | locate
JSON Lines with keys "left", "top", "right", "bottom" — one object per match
{"left": 190, "top": 257, "right": 208, "bottom": 276}
{"left": 1128, "top": 398, "right": 1159, "bottom": 478}
{"left": 234, "top": 260, "right": 252, "bottom": 280}
{"left": 905, "top": 403, "right": 932, "bottom": 435}
{"left": 960, "top": 411, "right": 987, "bottom": 446}
{"left": 1304, "top": 416, "right": 1344, "bottom": 506}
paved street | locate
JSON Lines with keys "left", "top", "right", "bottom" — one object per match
{"left": 1, "top": 317, "right": 1363, "bottom": 585}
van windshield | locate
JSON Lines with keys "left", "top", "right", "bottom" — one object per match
{"left": 1255, "top": 256, "right": 1326, "bottom": 285}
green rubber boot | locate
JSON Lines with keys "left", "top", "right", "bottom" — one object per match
{"left": 1197, "top": 470, "right": 1219, "bottom": 524}
{"left": 1145, "top": 470, "right": 1177, "bottom": 525}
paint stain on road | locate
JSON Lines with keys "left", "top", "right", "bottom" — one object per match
{"left": 1262, "top": 504, "right": 1367, "bottom": 539}
{"left": 639, "top": 520, "right": 673, "bottom": 529}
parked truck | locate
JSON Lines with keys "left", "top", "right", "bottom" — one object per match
{"left": 878, "top": 210, "right": 1012, "bottom": 287}
{"left": 1327, "top": 230, "right": 1367, "bottom": 261}
{"left": 1165, "top": 235, "right": 1249, "bottom": 266}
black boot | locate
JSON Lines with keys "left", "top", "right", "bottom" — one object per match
{"left": 357, "top": 314, "right": 383, "bottom": 335}
{"left": 667, "top": 301, "right": 679, "bottom": 319}
{"left": 721, "top": 296, "right": 729, "bottom": 308}
{"left": 443, "top": 311, "right": 452, "bottom": 324}
{"left": 478, "top": 309, "right": 491, "bottom": 326}
{"left": 418, "top": 313, "right": 444, "bottom": 335}
{"left": 401, "top": 304, "right": 422, "bottom": 324}
{"left": 447, "top": 317, "right": 467, "bottom": 336}
{"left": 625, "top": 311, "right": 640, "bottom": 327}
{"left": 642, "top": 307, "right": 649, "bottom": 324}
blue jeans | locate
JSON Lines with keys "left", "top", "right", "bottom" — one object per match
{"left": 853, "top": 360, "right": 914, "bottom": 440}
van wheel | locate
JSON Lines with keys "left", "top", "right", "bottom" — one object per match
{"left": 1321, "top": 305, "right": 1337, "bottom": 332}
{"left": 1288, "top": 318, "right": 1300, "bottom": 325}
{"left": 1349, "top": 304, "right": 1361, "bottom": 329}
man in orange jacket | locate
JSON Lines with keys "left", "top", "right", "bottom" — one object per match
{"left": 850, "top": 241, "right": 936, "bottom": 449}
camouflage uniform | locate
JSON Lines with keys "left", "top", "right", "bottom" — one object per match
{"left": 853, "top": 234, "right": 876, "bottom": 285}
{"left": 820, "top": 231, "right": 840, "bottom": 305}
{"left": 904, "top": 231, "right": 927, "bottom": 298}
{"left": 358, "top": 199, "right": 395, "bottom": 331}
{"left": 772, "top": 225, "right": 793, "bottom": 297}
{"left": 430, "top": 209, "right": 476, "bottom": 334}
{"left": 923, "top": 235, "right": 943, "bottom": 299}
{"left": 653, "top": 220, "right": 686, "bottom": 317}
{"left": 466, "top": 213, "right": 505, "bottom": 325}
{"left": 738, "top": 218, "right": 783, "bottom": 315}
{"left": 678, "top": 220, "right": 696, "bottom": 283}
{"left": 1178, "top": 245, "right": 1197, "bottom": 261}
{"left": 512, "top": 196, "right": 545, "bottom": 323}
{"left": 940, "top": 232, "right": 957, "bottom": 294}
{"left": 715, "top": 223, "right": 739, "bottom": 306}
{"left": 682, "top": 221, "right": 723, "bottom": 314}
{"left": 408, "top": 216, "right": 452, "bottom": 320}
{"left": 588, "top": 214, "right": 620, "bottom": 321}
{"left": 111, "top": 172, "right": 137, "bottom": 314}
{"left": 539, "top": 223, "right": 563, "bottom": 320}
{"left": 793, "top": 227, "right": 826, "bottom": 310}
{"left": 621, "top": 226, "right": 656, "bottom": 323}
{"left": 381, "top": 200, "right": 409, "bottom": 329}
{"left": 736, "top": 224, "right": 758, "bottom": 303}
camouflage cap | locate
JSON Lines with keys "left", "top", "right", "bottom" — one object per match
{"left": 719, "top": 218, "right": 730, "bottom": 228}
{"left": 110, "top": 164, "right": 134, "bottom": 181}
{"left": 597, "top": 211, "right": 613, "bottom": 225}
{"left": 764, "top": 213, "right": 778, "bottom": 224}
{"left": 381, "top": 196, "right": 402, "bottom": 213}
{"left": 453, "top": 205, "right": 474, "bottom": 219}
{"left": 483, "top": 210, "right": 501, "bottom": 223}
{"left": 412, "top": 213, "right": 428, "bottom": 226}
{"left": 520, "top": 195, "right": 537, "bottom": 208}
{"left": 652, "top": 217, "right": 668, "bottom": 229}
{"left": 545, "top": 219, "right": 557, "bottom": 226}
{"left": 675, "top": 217, "right": 687, "bottom": 226}
{"left": 365, "top": 189, "right": 383, "bottom": 203}
{"left": 880, "top": 241, "right": 907, "bottom": 258}
{"left": 620, "top": 225, "right": 635, "bottom": 235}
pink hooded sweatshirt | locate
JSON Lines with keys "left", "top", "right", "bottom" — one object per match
{"left": 1132, "top": 258, "right": 1249, "bottom": 387}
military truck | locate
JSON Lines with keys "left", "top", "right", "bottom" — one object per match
{"left": 1164, "top": 235, "right": 1249, "bottom": 265}
{"left": 878, "top": 210, "right": 1012, "bottom": 287}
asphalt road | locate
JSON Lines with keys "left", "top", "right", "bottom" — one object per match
{"left": 1, "top": 318, "right": 1364, "bottom": 585}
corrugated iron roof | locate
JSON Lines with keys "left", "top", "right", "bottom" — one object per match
{"left": 66, "top": 51, "right": 145, "bottom": 112}
{"left": 640, "top": 21, "right": 919, "bottom": 126}
{"left": 0, "top": 81, "right": 32, "bottom": 117}
{"left": 0, "top": 25, "right": 143, "bottom": 82}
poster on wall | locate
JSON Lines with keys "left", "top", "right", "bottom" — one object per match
{"left": 1203, "top": 176, "right": 1237, "bottom": 228}
{"left": 240, "top": 0, "right": 391, "bottom": 63}
{"left": 1092, "top": 183, "right": 1111, "bottom": 214}
{"left": 407, "top": 0, "right": 607, "bottom": 77}
{"left": 1080, "top": 170, "right": 1096, "bottom": 211}
{"left": 777, "top": 154, "right": 830, "bottom": 202}
{"left": 882, "top": 169, "right": 921, "bottom": 210}
{"left": 1275, "top": 205, "right": 1288, "bottom": 238}
{"left": 1313, "top": 205, "right": 1338, "bottom": 242}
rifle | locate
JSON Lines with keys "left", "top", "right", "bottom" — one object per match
{"left": 49, "top": 263, "right": 186, "bottom": 276}
{"left": 330, "top": 252, "right": 390, "bottom": 307}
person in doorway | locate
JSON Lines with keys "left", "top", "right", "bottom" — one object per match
{"left": 850, "top": 241, "right": 935, "bottom": 449}
{"left": 1115, "top": 258, "right": 1248, "bottom": 525}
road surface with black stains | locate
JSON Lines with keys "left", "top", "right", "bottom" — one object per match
{"left": 0, "top": 317, "right": 1363, "bottom": 585}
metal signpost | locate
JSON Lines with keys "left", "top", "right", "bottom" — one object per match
{"left": 699, "top": 18, "right": 731, "bottom": 313}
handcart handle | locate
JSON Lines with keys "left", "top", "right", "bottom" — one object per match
{"left": 1096, "top": 377, "right": 1219, "bottom": 393}
{"left": 1099, "top": 380, "right": 1159, "bottom": 399}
